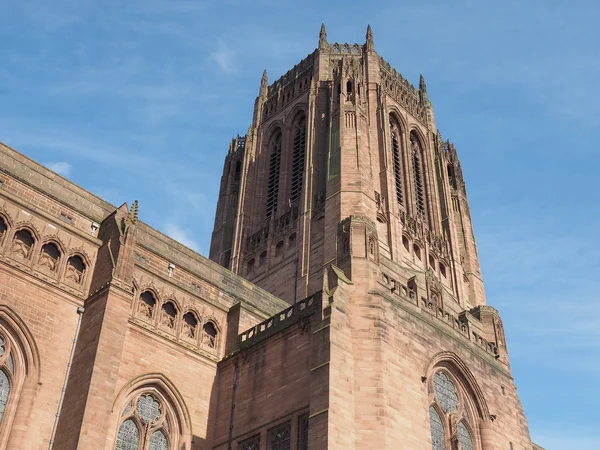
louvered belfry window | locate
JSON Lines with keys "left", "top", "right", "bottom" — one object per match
{"left": 411, "top": 136, "right": 425, "bottom": 215}
{"left": 290, "top": 116, "right": 306, "bottom": 205}
{"left": 390, "top": 119, "right": 404, "bottom": 206}
{"left": 266, "top": 131, "right": 282, "bottom": 219}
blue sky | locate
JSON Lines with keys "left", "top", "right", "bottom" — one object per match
{"left": 1, "top": 1, "right": 598, "bottom": 448}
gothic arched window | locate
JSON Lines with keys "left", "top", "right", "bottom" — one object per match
{"left": 65, "top": 255, "right": 86, "bottom": 285}
{"left": 411, "top": 135, "right": 426, "bottom": 216}
{"left": 390, "top": 118, "right": 404, "bottom": 207}
{"left": 428, "top": 406, "right": 445, "bottom": 450}
{"left": 116, "top": 393, "right": 171, "bottom": 450}
{"left": 139, "top": 291, "right": 156, "bottom": 321}
{"left": 428, "top": 368, "right": 480, "bottom": 450}
{"left": 0, "top": 218, "right": 7, "bottom": 246}
{"left": 290, "top": 116, "right": 306, "bottom": 205}
{"left": 202, "top": 322, "right": 218, "bottom": 349}
{"left": 181, "top": 312, "right": 198, "bottom": 341}
{"left": 266, "top": 131, "right": 282, "bottom": 219}
{"left": 11, "top": 229, "right": 34, "bottom": 260}
{"left": 0, "top": 336, "right": 14, "bottom": 425}
{"left": 160, "top": 302, "right": 177, "bottom": 330}
{"left": 39, "top": 242, "right": 61, "bottom": 273}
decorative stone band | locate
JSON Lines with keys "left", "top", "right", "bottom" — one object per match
{"left": 239, "top": 292, "right": 322, "bottom": 350}
{"left": 380, "top": 273, "right": 500, "bottom": 359}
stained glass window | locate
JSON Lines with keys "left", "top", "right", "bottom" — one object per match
{"left": 0, "top": 337, "right": 5, "bottom": 356}
{"left": 269, "top": 422, "right": 291, "bottom": 450}
{"left": 429, "top": 406, "right": 445, "bottom": 450}
{"left": 239, "top": 434, "right": 260, "bottom": 450}
{"left": 149, "top": 430, "right": 169, "bottom": 450}
{"left": 137, "top": 395, "right": 161, "bottom": 423}
{"left": 433, "top": 372, "right": 459, "bottom": 412}
{"left": 458, "top": 422, "right": 473, "bottom": 450}
{"left": 115, "top": 419, "right": 139, "bottom": 450}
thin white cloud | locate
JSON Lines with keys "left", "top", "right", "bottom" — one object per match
{"left": 210, "top": 40, "right": 236, "bottom": 75}
{"left": 163, "top": 223, "right": 199, "bottom": 252}
{"left": 46, "top": 161, "right": 72, "bottom": 177}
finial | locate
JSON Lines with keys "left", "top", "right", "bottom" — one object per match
{"left": 366, "top": 24, "right": 374, "bottom": 51}
{"left": 259, "top": 69, "right": 268, "bottom": 97}
{"left": 319, "top": 22, "right": 327, "bottom": 48}
{"left": 129, "top": 200, "right": 139, "bottom": 224}
{"left": 419, "top": 73, "right": 429, "bottom": 104}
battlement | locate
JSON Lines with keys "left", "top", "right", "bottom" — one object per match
{"left": 238, "top": 291, "right": 322, "bottom": 350}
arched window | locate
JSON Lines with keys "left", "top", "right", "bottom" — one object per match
{"left": 428, "top": 368, "right": 481, "bottom": 450}
{"left": 39, "top": 243, "right": 61, "bottom": 273}
{"left": 65, "top": 255, "right": 86, "bottom": 285}
{"left": 160, "top": 302, "right": 177, "bottom": 330}
{"left": 458, "top": 422, "right": 474, "bottom": 450}
{"left": 0, "top": 218, "right": 7, "bottom": 245}
{"left": 116, "top": 393, "right": 170, "bottom": 450}
{"left": 290, "top": 116, "right": 306, "bottom": 205}
{"left": 11, "top": 229, "right": 34, "bottom": 260}
{"left": 411, "top": 135, "right": 426, "bottom": 216}
{"left": 247, "top": 258, "right": 255, "bottom": 275}
{"left": 390, "top": 118, "right": 404, "bottom": 207}
{"left": 202, "top": 322, "right": 217, "bottom": 349}
{"left": 266, "top": 131, "right": 282, "bottom": 219}
{"left": 428, "top": 406, "right": 445, "bottom": 450}
{"left": 0, "top": 335, "right": 14, "bottom": 425}
{"left": 181, "top": 312, "right": 198, "bottom": 341}
{"left": 259, "top": 251, "right": 267, "bottom": 267}
{"left": 139, "top": 291, "right": 156, "bottom": 321}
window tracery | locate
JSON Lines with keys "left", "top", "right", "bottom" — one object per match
{"left": 201, "top": 322, "right": 217, "bottom": 349}
{"left": 160, "top": 302, "right": 177, "bottom": 330}
{"left": 11, "top": 229, "right": 34, "bottom": 260}
{"left": 181, "top": 313, "right": 198, "bottom": 340}
{"left": 65, "top": 255, "right": 86, "bottom": 284}
{"left": 117, "top": 392, "right": 171, "bottom": 450}
{"left": 139, "top": 291, "right": 156, "bottom": 321}
{"left": 239, "top": 434, "right": 260, "bottom": 450}
{"left": 0, "top": 333, "right": 15, "bottom": 426}
{"left": 39, "top": 243, "right": 61, "bottom": 272}
{"left": 428, "top": 368, "right": 480, "bottom": 450}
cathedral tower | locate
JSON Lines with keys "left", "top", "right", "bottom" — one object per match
{"left": 210, "top": 24, "right": 485, "bottom": 314}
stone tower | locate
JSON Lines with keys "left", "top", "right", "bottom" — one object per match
{"left": 210, "top": 24, "right": 484, "bottom": 315}
{"left": 210, "top": 25, "right": 535, "bottom": 450}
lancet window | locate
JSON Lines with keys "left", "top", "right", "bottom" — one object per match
{"left": 411, "top": 135, "right": 426, "bottom": 216}
{"left": 390, "top": 118, "right": 404, "bottom": 207}
{"left": 0, "top": 335, "right": 15, "bottom": 426}
{"left": 116, "top": 392, "right": 172, "bottom": 450}
{"left": 266, "top": 131, "right": 282, "bottom": 219}
{"left": 428, "top": 369, "right": 478, "bottom": 450}
{"left": 290, "top": 116, "right": 306, "bottom": 205}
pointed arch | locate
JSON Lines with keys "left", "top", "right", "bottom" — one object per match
{"left": 389, "top": 113, "right": 406, "bottom": 208}
{"left": 111, "top": 373, "right": 192, "bottom": 450}
{"left": 410, "top": 131, "right": 427, "bottom": 216}
{"left": 425, "top": 351, "right": 490, "bottom": 421}
{"left": 266, "top": 128, "right": 283, "bottom": 219}
{"left": 289, "top": 112, "right": 307, "bottom": 206}
{"left": 0, "top": 305, "right": 41, "bottom": 449}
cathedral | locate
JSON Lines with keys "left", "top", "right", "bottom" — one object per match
{"left": 0, "top": 25, "right": 542, "bottom": 449}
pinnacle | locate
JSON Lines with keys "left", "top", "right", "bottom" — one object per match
{"left": 130, "top": 200, "right": 139, "bottom": 223}
{"left": 319, "top": 22, "right": 327, "bottom": 48}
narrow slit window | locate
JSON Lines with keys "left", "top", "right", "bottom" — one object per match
{"left": 411, "top": 136, "right": 426, "bottom": 215}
